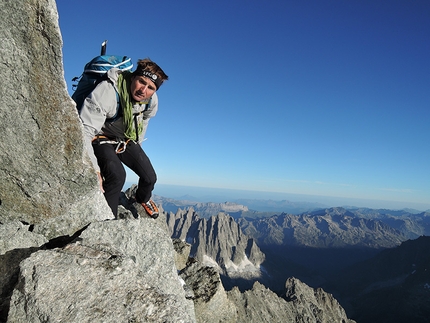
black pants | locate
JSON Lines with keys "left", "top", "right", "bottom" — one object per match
{"left": 92, "top": 140, "right": 157, "bottom": 216}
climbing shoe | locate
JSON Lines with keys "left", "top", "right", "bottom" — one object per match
{"left": 142, "top": 200, "right": 159, "bottom": 219}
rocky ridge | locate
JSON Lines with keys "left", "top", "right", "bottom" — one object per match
{"left": 166, "top": 207, "right": 265, "bottom": 280}
{"left": 238, "top": 209, "right": 405, "bottom": 248}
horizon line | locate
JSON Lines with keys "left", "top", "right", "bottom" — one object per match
{"left": 124, "top": 182, "right": 430, "bottom": 212}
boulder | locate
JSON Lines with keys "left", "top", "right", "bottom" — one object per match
{"left": 180, "top": 262, "right": 237, "bottom": 323}
{"left": 8, "top": 219, "right": 195, "bottom": 323}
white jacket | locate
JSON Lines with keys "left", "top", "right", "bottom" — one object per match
{"left": 79, "top": 68, "right": 158, "bottom": 172}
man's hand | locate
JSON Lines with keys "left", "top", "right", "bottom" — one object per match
{"left": 97, "top": 172, "right": 105, "bottom": 193}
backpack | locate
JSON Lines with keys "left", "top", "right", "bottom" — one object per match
{"left": 71, "top": 41, "right": 133, "bottom": 112}
{"left": 72, "top": 41, "right": 152, "bottom": 142}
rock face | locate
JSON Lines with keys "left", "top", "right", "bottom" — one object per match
{"left": 0, "top": 0, "right": 113, "bottom": 240}
{"left": 7, "top": 219, "right": 195, "bottom": 323}
{"left": 173, "top": 238, "right": 192, "bottom": 271}
{"left": 167, "top": 209, "right": 265, "bottom": 279}
{"left": 180, "top": 262, "right": 238, "bottom": 323}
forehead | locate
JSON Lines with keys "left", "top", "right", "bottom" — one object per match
{"left": 134, "top": 75, "right": 156, "bottom": 87}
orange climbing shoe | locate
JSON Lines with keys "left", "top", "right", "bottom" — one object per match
{"left": 142, "top": 200, "right": 159, "bottom": 219}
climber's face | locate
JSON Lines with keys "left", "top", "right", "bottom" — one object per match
{"left": 130, "top": 76, "right": 156, "bottom": 102}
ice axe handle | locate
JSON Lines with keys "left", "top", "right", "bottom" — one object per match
{"left": 100, "top": 40, "right": 107, "bottom": 56}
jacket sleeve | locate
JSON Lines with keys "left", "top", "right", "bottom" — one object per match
{"left": 79, "top": 81, "right": 117, "bottom": 172}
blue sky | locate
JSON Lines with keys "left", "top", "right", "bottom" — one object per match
{"left": 57, "top": 0, "right": 430, "bottom": 210}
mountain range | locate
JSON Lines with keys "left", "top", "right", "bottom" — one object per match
{"left": 155, "top": 194, "right": 326, "bottom": 217}
{"left": 160, "top": 194, "right": 430, "bottom": 323}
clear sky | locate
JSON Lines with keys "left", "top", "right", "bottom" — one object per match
{"left": 57, "top": 0, "right": 430, "bottom": 211}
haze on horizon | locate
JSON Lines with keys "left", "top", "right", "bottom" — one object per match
{"left": 125, "top": 182, "right": 430, "bottom": 212}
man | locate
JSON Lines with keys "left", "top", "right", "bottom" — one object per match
{"left": 79, "top": 58, "right": 168, "bottom": 218}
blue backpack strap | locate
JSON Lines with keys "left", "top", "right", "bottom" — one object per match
{"left": 84, "top": 55, "right": 133, "bottom": 74}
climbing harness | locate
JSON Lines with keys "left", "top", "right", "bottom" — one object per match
{"left": 92, "top": 135, "right": 132, "bottom": 154}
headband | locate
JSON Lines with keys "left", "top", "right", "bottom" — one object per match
{"left": 134, "top": 67, "right": 163, "bottom": 89}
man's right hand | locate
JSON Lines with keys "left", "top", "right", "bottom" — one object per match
{"left": 97, "top": 172, "right": 105, "bottom": 193}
